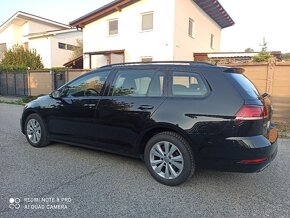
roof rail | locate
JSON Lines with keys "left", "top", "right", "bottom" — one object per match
{"left": 100, "top": 61, "right": 214, "bottom": 68}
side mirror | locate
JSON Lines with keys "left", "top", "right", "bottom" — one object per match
{"left": 50, "top": 90, "right": 62, "bottom": 99}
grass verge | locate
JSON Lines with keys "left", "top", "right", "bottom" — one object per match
{"left": 0, "top": 95, "right": 43, "bottom": 105}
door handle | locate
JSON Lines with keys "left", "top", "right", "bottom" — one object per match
{"left": 138, "top": 105, "right": 154, "bottom": 110}
{"left": 84, "top": 103, "right": 96, "bottom": 108}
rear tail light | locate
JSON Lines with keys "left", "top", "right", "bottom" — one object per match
{"left": 235, "top": 105, "right": 268, "bottom": 120}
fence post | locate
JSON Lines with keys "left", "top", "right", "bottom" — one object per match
{"left": 14, "top": 72, "right": 17, "bottom": 96}
{"left": 6, "top": 71, "right": 8, "bottom": 95}
{"left": 27, "top": 70, "right": 30, "bottom": 96}
{"left": 23, "top": 72, "right": 26, "bottom": 96}
{"left": 0, "top": 71, "right": 1, "bottom": 95}
{"left": 50, "top": 70, "right": 55, "bottom": 91}
{"left": 65, "top": 68, "right": 68, "bottom": 83}
{"left": 266, "top": 58, "right": 275, "bottom": 95}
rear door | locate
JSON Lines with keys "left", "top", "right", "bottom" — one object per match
{"left": 95, "top": 68, "right": 167, "bottom": 155}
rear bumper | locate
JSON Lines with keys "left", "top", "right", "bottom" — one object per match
{"left": 197, "top": 127, "right": 278, "bottom": 173}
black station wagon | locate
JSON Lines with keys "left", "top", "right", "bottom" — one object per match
{"left": 21, "top": 62, "right": 278, "bottom": 186}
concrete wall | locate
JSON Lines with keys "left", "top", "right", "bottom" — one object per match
{"left": 66, "top": 69, "right": 90, "bottom": 81}
{"left": 28, "top": 70, "right": 52, "bottom": 96}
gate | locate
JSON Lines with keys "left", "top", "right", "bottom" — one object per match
{"left": 53, "top": 71, "right": 66, "bottom": 89}
{"left": 0, "top": 71, "right": 28, "bottom": 96}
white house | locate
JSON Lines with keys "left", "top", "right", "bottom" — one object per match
{"left": 70, "top": 0, "right": 234, "bottom": 69}
{"left": 0, "top": 11, "right": 82, "bottom": 68}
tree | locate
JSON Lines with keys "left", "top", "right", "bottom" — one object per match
{"left": 252, "top": 37, "right": 270, "bottom": 62}
{"left": 70, "top": 39, "right": 83, "bottom": 60}
{"left": 259, "top": 37, "right": 268, "bottom": 52}
{"left": 1, "top": 45, "right": 43, "bottom": 69}
{"left": 245, "top": 48, "right": 254, "bottom": 52}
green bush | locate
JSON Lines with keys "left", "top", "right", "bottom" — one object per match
{"left": 0, "top": 64, "right": 27, "bottom": 72}
{"left": 1, "top": 45, "right": 44, "bottom": 70}
{"left": 252, "top": 52, "right": 271, "bottom": 62}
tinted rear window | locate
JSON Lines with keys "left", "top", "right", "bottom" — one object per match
{"left": 226, "top": 73, "right": 260, "bottom": 99}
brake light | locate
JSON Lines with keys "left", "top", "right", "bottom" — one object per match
{"left": 239, "top": 157, "right": 267, "bottom": 164}
{"left": 235, "top": 105, "right": 268, "bottom": 120}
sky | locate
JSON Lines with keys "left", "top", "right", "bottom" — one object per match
{"left": 0, "top": 0, "right": 289, "bottom": 53}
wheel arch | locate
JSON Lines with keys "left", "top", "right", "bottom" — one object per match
{"left": 138, "top": 123, "right": 197, "bottom": 159}
{"left": 21, "top": 109, "right": 39, "bottom": 134}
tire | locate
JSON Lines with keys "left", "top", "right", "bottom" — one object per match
{"left": 25, "top": 113, "right": 50, "bottom": 147}
{"left": 144, "top": 131, "right": 195, "bottom": 186}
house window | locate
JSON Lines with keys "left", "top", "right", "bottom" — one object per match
{"left": 58, "top": 42, "right": 75, "bottom": 51}
{"left": 141, "top": 12, "right": 153, "bottom": 31}
{"left": 58, "top": 43, "right": 66, "bottom": 49}
{"left": 188, "top": 18, "right": 195, "bottom": 38}
{"left": 210, "top": 34, "right": 215, "bottom": 49}
{"left": 67, "top": 44, "right": 74, "bottom": 50}
{"left": 109, "top": 19, "right": 118, "bottom": 35}
{"left": 141, "top": 57, "right": 153, "bottom": 62}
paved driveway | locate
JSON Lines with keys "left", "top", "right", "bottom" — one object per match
{"left": 0, "top": 103, "right": 289, "bottom": 217}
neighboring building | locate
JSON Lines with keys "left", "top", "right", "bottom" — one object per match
{"left": 70, "top": 0, "right": 234, "bottom": 69}
{"left": 0, "top": 11, "right": 82, "bottom": 68}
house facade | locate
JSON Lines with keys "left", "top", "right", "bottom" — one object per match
{"left": 70, "top": 0, "right": 234, "bottom": 69}
{"left": 0, "top": 11, "right": 82, "bottom": 68}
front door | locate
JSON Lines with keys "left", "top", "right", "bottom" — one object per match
{"left": 47, "top": 70, "right": 110, "bottom": 145}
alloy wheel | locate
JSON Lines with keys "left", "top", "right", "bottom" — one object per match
{"left": 149, "top": 141, "right": 184, "bottom": 179}
{"left": 26, "top": 118, "right": 42, "bottom": 144}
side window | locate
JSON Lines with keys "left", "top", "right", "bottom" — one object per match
{"left": 172, "top": 72, "right": 208, "bottom": 96}
{"left": 65, "top": 71, "right": 109, "bottom": 97}
{"left": 111, "top": 70, "right": 163, "bottom": 97}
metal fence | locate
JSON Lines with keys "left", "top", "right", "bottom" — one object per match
{"left": 0, "top": 71, "right": 28, "bottom": 96}
{"left": 0, "top": 69, "right": 90, "bottom": 97}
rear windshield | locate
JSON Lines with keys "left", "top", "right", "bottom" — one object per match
{"left": 226, "top": 73, "right": 260, "bottom": 99}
